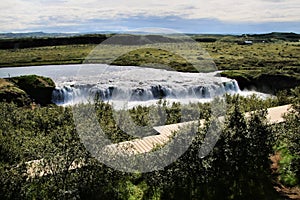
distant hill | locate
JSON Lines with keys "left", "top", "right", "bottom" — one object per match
{"left": 0, "top": 32, "right": 80, "bottom": 39}
{"left": 0, "top": 34, "right": 189, "bottom": 49}
{"left": 0, "top": 32, "right": 299, "bottom": 50}
{"left": 0, "top": 34, "right": 108, "bottom": 49}
{"left": 241, "top": 32, "right": 300, "bottom": 42}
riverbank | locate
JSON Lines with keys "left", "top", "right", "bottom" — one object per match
{"left": 220, "top": 70, "right": 300, "bottom": 94}
{"left": 0, "top": 75, "right": 55, "bottom": 106}
{"left": 1, "top": 34, "right": 299, "bottom": 95}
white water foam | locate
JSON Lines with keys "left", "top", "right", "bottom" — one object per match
{"left": 50, "top": 64, "right": 270, "bottom": 108}
{"left": 0, "top": 64, "right": 271, "bottom": 108}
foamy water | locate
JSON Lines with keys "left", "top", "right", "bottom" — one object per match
{"left": 0, "top": 64, "right": 271, "bottom": 108}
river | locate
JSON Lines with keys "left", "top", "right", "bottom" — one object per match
{"left": 0, "top": 64, "right": 270, "bottom": 108}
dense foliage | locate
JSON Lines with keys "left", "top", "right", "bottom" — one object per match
{"left": 0, "top": 91, "right": 299, "bottom": 199}
{"left": 273, "top": 87, "right": 300, "bottom": 186}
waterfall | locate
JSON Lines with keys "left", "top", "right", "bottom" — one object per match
{"left": 52, "top": 80, "right": 241, "bottom": 105}
{"left": 47, "top": 64, "right": 244, "bottom": 106}
{"left": 0, "top": 64, "right": 268, "bottom": 107}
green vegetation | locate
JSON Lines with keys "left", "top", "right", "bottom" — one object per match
{"left": 0, "top": 78, "right": 31, "bottom": 106}
{"left": 273, "top": 87, "right": 300, "bottom": 187}
{"left": 0, "top": 33, "right": 299, "bottom": 70}
{"left": 0, "top": 89, "right": 299, "bottom": 199}
{"left": 0, "top": 33, "right": 299, "bottom": 199}
{"left": 0, "top": 45, "right": 95, "bottom": 67}
{"left": 112, "top": 47, "right": 196, "bottom": 72}
{"left": 210, "top": 42, "right": 300, "bottom": 71}
{"left": 9, "top": 74, "right": 55, "bottom": 89}
{"left": 1, "top": 40, "right": 299, "bottom": 71}
{"left": 0, "top": 33, "right": 299, "bottom": 93}
{"left": 0, "top": 75, "right": 56, "bottom": 105}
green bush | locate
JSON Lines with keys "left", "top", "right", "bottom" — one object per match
{"left": 0, "top": 92, "right": 298, "bottom": 199}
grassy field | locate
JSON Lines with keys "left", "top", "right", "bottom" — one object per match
{"left": 0, "top": 44, "right": 95, "bottom": 67}
{"left": 0, "top": 35, "right": 299, "bottom": 93}
{"left": 208, "top": 42, "right": 300, "bottom": 70}
{"left": 0, "top": 40, "right": 299, "bottom": 72}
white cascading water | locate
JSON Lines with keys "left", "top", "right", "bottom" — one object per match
{"left": 51, "top": 65, "right": 241, "bottom": 106}
{"left": 52, "top": 80, "right": 241, "bottom": 105}
{"left": 0, "top": 64, "right": 270, "bottom": 108}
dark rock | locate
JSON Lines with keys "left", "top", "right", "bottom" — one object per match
{"left": 221, "top": 71, "right": 300, "bottom": 94}
{"left": 6, "top": 75, "right": 56, "bottom": 105}
{"left": 253, "top": 74, "right": 300, "bottom": 94}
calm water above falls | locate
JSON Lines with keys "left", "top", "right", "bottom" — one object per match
{"left": 0, "top": 64, "right": 269, "bottom": 108}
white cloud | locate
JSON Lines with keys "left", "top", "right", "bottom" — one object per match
{"left": 0, "top": 0, "right": 299, "bottom": 32}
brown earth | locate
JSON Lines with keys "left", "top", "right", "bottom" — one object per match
{"left": 271, "top": 152, "right": 300, "bottom": 200}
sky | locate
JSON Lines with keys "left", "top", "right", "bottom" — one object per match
{"left": 0, "top": 0, "right": 299, "bottom": 34}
